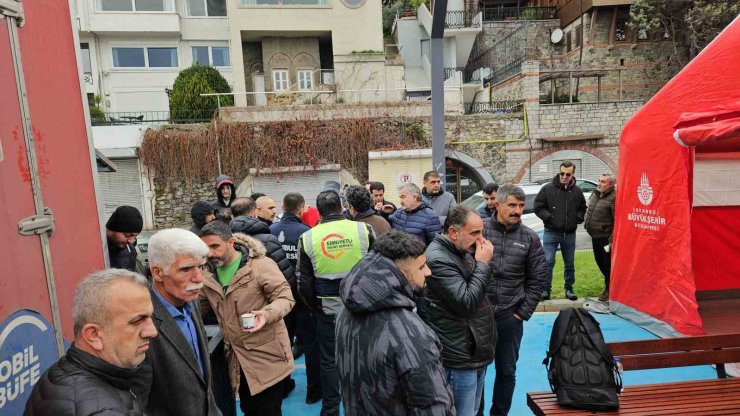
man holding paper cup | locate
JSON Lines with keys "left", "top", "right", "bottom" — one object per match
{"left": 198, "top": 220, "right": 295, "bottom": 416}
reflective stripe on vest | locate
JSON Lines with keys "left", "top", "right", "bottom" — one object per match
{"left": 301, "top": 220, "right": 370, "bottom": 281}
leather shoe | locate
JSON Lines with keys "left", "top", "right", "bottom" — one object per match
{"left": 598, "top": 290, "right": 609, "bottom": 302}
{"left": 565, "top": 289, "right": 578, "bottom": 301}
{"left": 320, "top": 407, "right": 339, "bottom": 416}
{"left": 540, "top": 291, "right": 550, "bottom": 301}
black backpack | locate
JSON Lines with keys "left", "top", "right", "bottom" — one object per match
{"left": 543, "top": 308, "right": 622, "bottom": 411}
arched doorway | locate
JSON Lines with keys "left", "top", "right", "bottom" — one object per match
{"left": 443, "top": 150, "right": 495, "bottom": 202}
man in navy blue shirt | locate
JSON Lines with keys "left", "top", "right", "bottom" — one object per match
{"left": 270, "top": 192, "right": 321, "bottom": 404}
{"left": 478, "top": 183, "right": 499, "bottom": 220}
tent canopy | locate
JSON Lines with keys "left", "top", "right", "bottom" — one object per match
{"left": 611, "top": 17, "right": 740, "bottom": 336}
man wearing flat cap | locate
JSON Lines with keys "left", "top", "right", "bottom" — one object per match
{"left": 106, "top": 205, "right": 143, "bottom": 271}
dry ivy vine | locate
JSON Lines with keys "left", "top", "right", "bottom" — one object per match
{"left": 139, "top": 118, "right": 429, "bottom": 185}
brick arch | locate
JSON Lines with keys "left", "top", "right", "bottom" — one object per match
{"left": 512, "top": 144, "right": 618, "bottom": 184}
{"left": 268, "top": 52, "right": 291, "bottom": 69}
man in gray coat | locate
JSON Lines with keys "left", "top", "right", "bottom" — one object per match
{"left": 584, "top": 173, "right": 616, "bottom": 302}
{"left": 133, "top": 228, "right": 222, "bottom": 416}
{"left": 421, "top": 171, "right": 456, "bottom": 223}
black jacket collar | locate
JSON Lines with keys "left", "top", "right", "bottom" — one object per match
{"left": 66, "top": 343, "right": 138, "bottom": 391}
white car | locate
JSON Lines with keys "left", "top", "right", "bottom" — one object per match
{"left": 460, "top": 191, "right": 545, "bottom": 240}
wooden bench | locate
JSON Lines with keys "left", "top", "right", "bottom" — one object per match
{"left": 528, "top": 333, "right": 740, "bottom": 415}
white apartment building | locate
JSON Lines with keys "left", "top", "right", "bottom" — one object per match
{"left": 393, "top": 0, "right": 481, "bottom": 102}
{"left": 73, "top": 0, "right": 234, "bottom": 115}
{"left": 226, "top": 0, "right": 404, "bottom": 106}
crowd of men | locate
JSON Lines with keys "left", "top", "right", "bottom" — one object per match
{"left": 25, "top": 161, "right": 616, "bottom": 416}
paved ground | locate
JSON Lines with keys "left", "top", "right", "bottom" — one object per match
{"left": 242, "top": 313, "right": 716, "bottom": 416}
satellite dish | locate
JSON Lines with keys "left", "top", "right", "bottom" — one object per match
{"left": 550, "top": 28, "right": 564, "bottom": 44}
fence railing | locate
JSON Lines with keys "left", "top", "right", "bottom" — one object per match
{"left": 90, "top": 110, "right": 216, "bottom": 126}
{"left": 482, "top": 6, "right": 556, "bottom": 21}
{"left": 443, "top": 67, "right": 465, "bottom": 80}
{"left": 240, "top": 0, "right": 329, "bottom": 5}
{"left": 445, "top": 10, "right": 481, "bottom": 28}
{"left": 483, "top": 56, "right": 525, "bottom": 85}
{"left": 464, "top": 100, "right": 524, "bottom": 115}
{"left": 465, "top": 24, "right": 527, "bottom": 85}
{"left": 83, "top": 72, "right": 94, "bottom": 85}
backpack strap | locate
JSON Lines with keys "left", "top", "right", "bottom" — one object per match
{"left": 574, "top": 308, "right": 614, "bottom": 363}
{"left": 542, "top": 307, "right": 574, "bottom": 367}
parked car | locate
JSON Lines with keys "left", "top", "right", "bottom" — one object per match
{"left": 460, "top": 190, "right": 545, "bottom": 240}
{"left": 523, "top": 178, "right": 598, "bottom": 204}
{"left": 134, "top": 230, "right": 157, "bottom": 270}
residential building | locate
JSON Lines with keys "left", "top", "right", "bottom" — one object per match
{"left": 393, "top": 0, "right": 483, "bottom": 103}
{"left": 226, "top": 0, "right": 404, "bottom": 106}
{"left": 73, "top": 0, "right": 234, "bottom": 115}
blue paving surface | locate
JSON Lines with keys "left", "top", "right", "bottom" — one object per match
{"left": 239, "top": 312, "right": 717, "bottom": 416}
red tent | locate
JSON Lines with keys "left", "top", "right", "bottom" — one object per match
{"left": 611, "top": 17, "right": 740, "bottom": 336}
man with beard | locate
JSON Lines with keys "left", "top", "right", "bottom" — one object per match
{"left": 584, "top": 173, "right": 616, "bottom": 302}
{"left": 478, "top": 183, "right": 499, "bottom": 220}
{"left": 421, "top": 171, "right": 456, "bottom": 223}
{"left": 215, "top": 175, "right": 237, "bottom": 208}
{"left": 105, "top": 205, "right": 143, "bottom": 271}
{"left": 423, "top": 205, "right": 495, "bottom": 416}
{"left": 483, "top": 185, "right": 547, "bottom": 416}
{"left": 336, "top": 231, "right": 454, "bottom": 415}
{"left": 389, "top": 183, "right": 441, "bottom": 246}
{"left": 199, "top": 221, "right": 295, "bottom": 416}
{"left": 133, "top": 228, "right": 222, "bottom": 416}
{"left": 534, "top": 160, "right": 587, "bottom": 301}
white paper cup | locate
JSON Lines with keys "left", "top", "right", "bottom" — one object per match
{"left": 241, "top": 313, "right": 256, "bottom": 330}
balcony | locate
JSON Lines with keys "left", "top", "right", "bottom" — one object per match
{"left": 464, "top": 100, "right": 524, "bottom": 115}
{"left": 481, "top": 6, "right": 557, "bottom": 22}
{"left": 445, "top": 10, "right": 482, "bottom": 29}
{"left": 88, "top": 12, "right": 180, "bottom": 34}
{"left": 91, "top": 110, "right": 215, "bottom": 126}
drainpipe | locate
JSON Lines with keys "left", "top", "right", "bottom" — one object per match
{"left": 431, "top": 0, "right": 448, "bottom": 179}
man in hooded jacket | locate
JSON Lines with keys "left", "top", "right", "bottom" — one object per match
{"left": 215, "top": 175, "right": 236, "bottom": 208}
{"left": 421, "top": 171, "right": 456, "bottom": 223}
{"left": 191, "top": 200, "right": 216, "bottom": 234}
{"left": 336, "top": 230, "right": 454, "bottom": 416}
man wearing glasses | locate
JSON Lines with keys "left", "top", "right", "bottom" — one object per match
{"left": 534, "top": 160, "right": 587, "bottom": 301}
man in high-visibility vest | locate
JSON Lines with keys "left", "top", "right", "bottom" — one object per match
{"left": 297, "top": 189, "right": 374, "bottom": 416}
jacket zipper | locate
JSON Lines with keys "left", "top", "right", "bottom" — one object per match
{"left": 496, "top": 229, "right": 507, "bottom": 305}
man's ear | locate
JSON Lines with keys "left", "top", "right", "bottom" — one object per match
{"left": 80, "top": 323, "right": 105, "bottom": 352}
{"left": 151, "top": 265, "right": 164, "bottom": 283}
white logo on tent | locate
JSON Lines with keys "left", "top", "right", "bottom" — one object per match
{"left": 637, "top": 173, "right": 654, "bottom": 206}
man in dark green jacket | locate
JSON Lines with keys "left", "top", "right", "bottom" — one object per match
{"left": 584, "top": 173, "right": 616, "bottom": 301}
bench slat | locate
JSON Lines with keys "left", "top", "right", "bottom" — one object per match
{"left": 619, "top": 348, "right": 740, "bottom": 370}
{"left": 528, "top": 378, "right": 740, "bottom": 415}
{"left": 609, "top": 333, "right": 740, "bottom": 356}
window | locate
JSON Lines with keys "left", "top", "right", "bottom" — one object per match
{"left": 192, "top": 46, "right": 231, "bottom": 67}
{"left": 80, "top": 43, "right": 92, "bottom": 73}
{"left": 297, "top": 70, "right": 313, "bottom": 91}
{"left": 566, "top": 32, "right": 572, "bottom": 52}
{"left": 187, "top": 0, "right": 226, "bottom": 16}
{"left": 112, "top": 47, "right": 178, "bottom": 68}
{"left": 148, "top": 48, "right": 178, "bottom": 67}
{"left": 273, "top": 69, "right": 289, "bottom": 92}
{"left": 574, "top": 25, "right": 582, "bottom": 48}
{"left": 614, "top": 7, "right": 631, "bottom": 43}
{"left": 98, "top": 0, "right": 174, "bottom": 11}
{"left": 113, "top": 48, "right": 146, "bottom": 67}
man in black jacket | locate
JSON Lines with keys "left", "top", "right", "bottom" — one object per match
{"left": 533, "top": 160, "right": 587, "bottom": 301}
{"left": 423, "top": 205, "right": 495, "bottom": 416}
{"left": 106, "top": 205, "right": 143, "bottom": 271}
{"left": 483, "top": 185, "right": 548, "bottom": 416}
{"left": 369, "top": 181, "right": 397, "bottom": 221}
{"left": 25, "top": 269, "right": 157, "bottom": 416}
{"left": 336, "top": 231, "right": 454, "bottom": 416}
{"left": 584, "top": 173, "right": 616, "bottom": 301}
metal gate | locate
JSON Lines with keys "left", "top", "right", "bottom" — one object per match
{"left": 97, "top": 158, "right": 145, "bottom": 222}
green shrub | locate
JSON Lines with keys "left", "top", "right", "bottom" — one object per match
{"left": 170, "top": 65, "right": 233, "bottom": 121}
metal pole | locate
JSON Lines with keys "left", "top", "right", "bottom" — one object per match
{"left": 215, "top": 95, "right": 223, "bottom": 175}
{"left": 431, "top": 0, "right": 449, "bottom": 179}
{"left": 8, "top": 17, "right": 65, "bottom": 358}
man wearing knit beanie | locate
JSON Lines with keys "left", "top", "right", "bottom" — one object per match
{"left": 106, "top": 205, "right": 143, "bottom": 271}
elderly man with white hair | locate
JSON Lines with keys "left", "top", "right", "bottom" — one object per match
{"left": 388, "top": 182, "right": 442, "bottom": 246}
{"left": 132, "top": 228, "right": 223, "bottom": 416}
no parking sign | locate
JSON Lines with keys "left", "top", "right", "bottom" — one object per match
{"left": 0, "top": 310, "right": 59, "bottom": 413}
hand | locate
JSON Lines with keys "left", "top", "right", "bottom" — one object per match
{"left": 374, "top": 202, "right": 384, "bottom": 211}
{"left": 513, "top": 313, "right": 523, "bottom": 321}
{"left": 474, "top": 238, "right": 494, "bottom": 263}
{"left": 243, "top": 310, "right": 267, "bottom": 333}
{"left": 382, "top": 204, "right": 395, "bottom": 213}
